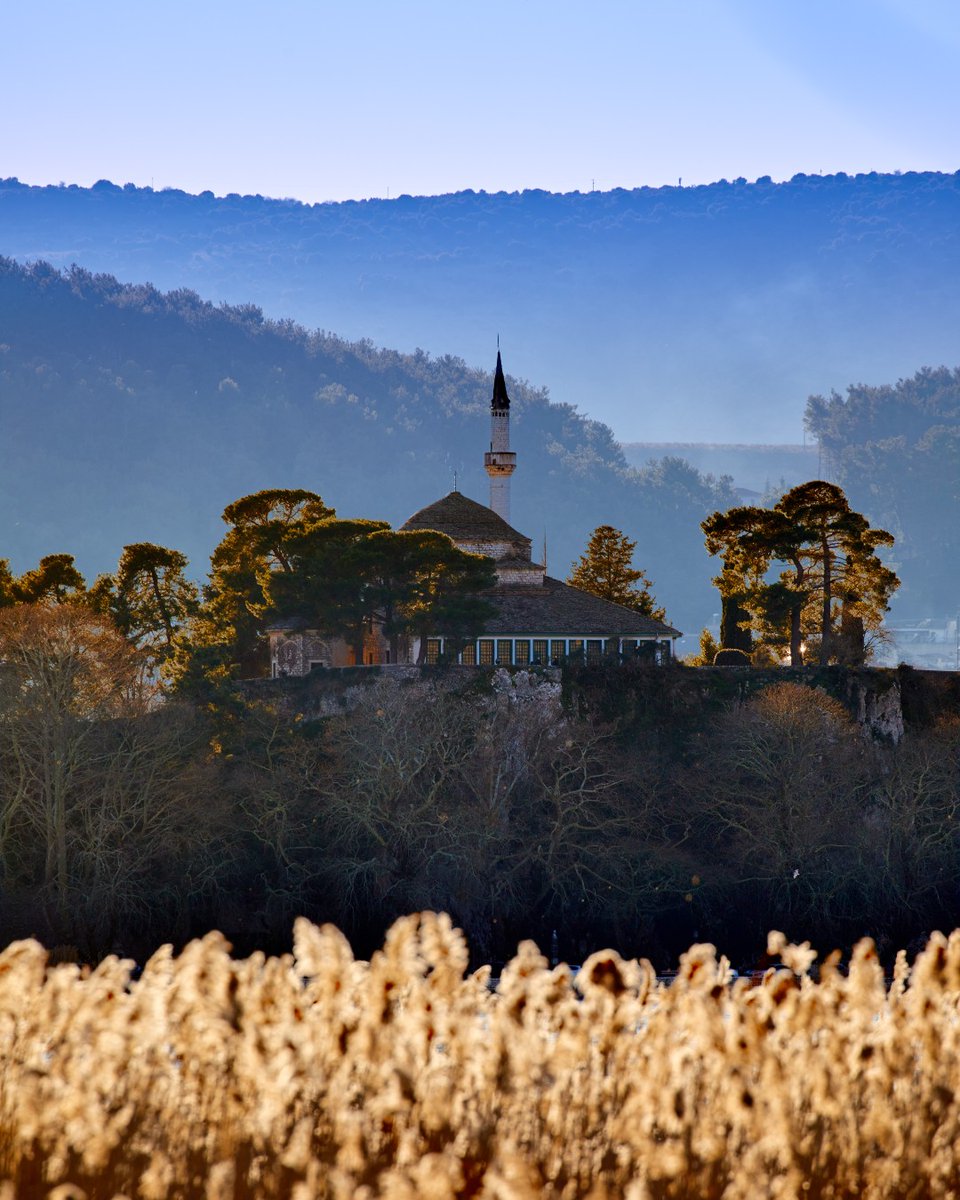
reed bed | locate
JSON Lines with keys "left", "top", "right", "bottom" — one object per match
{"left": 1, "top": 915, "right": 959, "bottom": 1199}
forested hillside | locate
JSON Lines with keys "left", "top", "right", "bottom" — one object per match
{"left": 2, "top": 172, "right": 959, "bottom": 442}
{"left": 806, "top": 367, "right": 960, "bottom": 615}
{"left": 0, "top": 258, "right": 735, "bottom": 638}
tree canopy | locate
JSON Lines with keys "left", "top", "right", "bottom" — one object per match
{"left": 267, "top": 522, "right": 496, "bottom": 665}
{"left": 806, "top": 366, "right": 960, "bottom": 614}
{"left": 167, "top": 489, "right": 498, "bottom": 688}
{"left": 702, "top": 481, "right": 899, "bottom": 665}
{"left": 567, "top": 525, "right": 665, "bottom": 621}
{"left": 91, "top": 543, "right": 199, "bottom": 663}
{"left": 14, "top": 554, "right": 87, "bottom": 605}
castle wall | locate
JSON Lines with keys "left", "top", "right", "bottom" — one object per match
{"left": 270, "top": 631, "right": 342, "bottom": 676}
{"left": 269, "top": 625, "right": 412, "bottom": 675}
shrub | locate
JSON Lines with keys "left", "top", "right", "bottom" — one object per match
{"left": 713, "top": 647, "right": 751, "bottom": 666}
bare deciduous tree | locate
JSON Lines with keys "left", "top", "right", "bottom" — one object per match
{"left": 686, "top": 682, "right": 874, "bottom": 930}
{"left": 0, "top": 604, "right": 217, "bottom": 950}
{"left": 856, "top": 716, "right": 960, "bottom": 936}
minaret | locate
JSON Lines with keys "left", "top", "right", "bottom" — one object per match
{"left": 484, "top": 350, "right": 517, "bottom": 521}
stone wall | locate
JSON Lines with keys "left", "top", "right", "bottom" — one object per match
{"left": 242, "top": 664, "right": 563, "bottom": 721}
{"left": 246, "top": 661, "right": 960, "bottom": 742}
{"left": 564, "top": 662, "right": 960, "bottom": 744}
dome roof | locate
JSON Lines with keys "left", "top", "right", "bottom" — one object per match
{"left": 400, "top": 491, "right": 531, "bottom": 550}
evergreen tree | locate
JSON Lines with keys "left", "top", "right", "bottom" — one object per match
{"left": 0, "top": 560, "right": 15, "bottom": 608}
{"left": 386, "top": 533, "right": 497, "bottom": 662}
{"left": 703, "top": 482, "right": 899, "bottom": 665}
{"left": 204, "top": 489, "right": 335, "bottom": 676}
{"left": 717, "top": 567, "right": 753, "bottom": 655}
{"left": 268, "top": 525, "right": 496, "bottom": 664}
{"left": 15, "top": 554, "right": 87, "bottom": 604}
{"left": 567, "top": 525, "right": 665, "bottom": 620}
{"left": 264, "top": 517, "right": 392, "bottom": 664}
{"left": 777, "top": 480, "right": 898, "bottom": 665}
{"left": 96, "top": 543, "right": 199, "bottom": 662}
{"left": 702, "top": 506, "right": 806, "bottom": 664}
{"left": 685, "top": 627, "right": 719, "bottom": 666}
{"left": 167, "top": 489, "right": 336, "bottom": 690}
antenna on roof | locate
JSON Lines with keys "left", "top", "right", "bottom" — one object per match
{"left": 453, "top": 469, "right": 458, "bottom": 492}
{"left": 543, "top": 530, "right": 548, "bottom": 573}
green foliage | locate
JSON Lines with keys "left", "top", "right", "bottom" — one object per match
{"left": 101, "top": 542, "right": 199, "bottom": 662}
{"left": 713, "top": 648, "right": 751, "bottom": 666}
{"left": 263, "top": 516, "right": 392, "bottom": 661}
{"left": 684, "top": 628, "right": 718, "bottom": 667}
{"left": 269, "top": 522, "right": 497, "bottom": 664}
{"left": 703, "top": 482, "right": 899, "bottom": 666}
{"left": 0, "top": 560, "right": 15, "bottom": 608}
{"left": 368, "top": 530, "right": 496, "bottom": 658}
{"left": 568, "top": 524, "right": 666, "bottom": 620}
{"left": 195, "top": 489, "right": 337, "bottom": 680}
{"left": 167, "top": 489, "right": 498, "bottom": 684}
{"left": 15, "top": 553, "right": 86, "bottom": 604}
{"left": 777, "top": 480, "right": 899, "bottom": 664}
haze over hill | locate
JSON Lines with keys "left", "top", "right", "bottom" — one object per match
{"left": 2, "top": 171, "right": 959, "bottom": 442}
{"left": 622, "top": 444, "right": 821, "bottom": 497}
{"left": 0, "top": 258, "right": 740, "bottom": 644}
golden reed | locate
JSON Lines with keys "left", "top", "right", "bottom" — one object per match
{"left": 1, "top": 915, "right": 959, "bottom": 1198}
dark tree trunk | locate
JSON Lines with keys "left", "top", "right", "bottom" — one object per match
{"left": 720, "top": 592, "right": 753, "bottom": 653}
{"left": 820, "top": 537, "right": 833, "bottom": 665}
{"left": 790, "top": 559, "right": 805, "bottom": 666}
{"left": 838, "top": 602, "right": 865, "bottom": 666}
{"left": 790, "top": 603, "right": 804, "bottom": 666}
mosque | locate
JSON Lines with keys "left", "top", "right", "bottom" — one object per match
{"left": 268, "top": 354, "right": 681, "bottom": 674}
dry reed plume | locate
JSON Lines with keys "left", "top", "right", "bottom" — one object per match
{"left": 1, "top": 915, "right": 960, "bottom": 1198}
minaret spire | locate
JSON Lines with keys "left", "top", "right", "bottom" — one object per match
{"left": 484, "top": 347, "right": 517, "bottom": 521}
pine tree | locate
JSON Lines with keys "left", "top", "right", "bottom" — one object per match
{"left": 702, "top": 482, "right": 899, "bottom": 666}
{"left": 98, "top": 543, "right": 199, "bottom": 662}
{"left": 15, "top": 554, "right": 86, "bottom": 604}
{"left": 567, "top": 525, "right": 665, "bottom": 619}
{"left": 168, "top": 489, "right": 336, "bottom": 689}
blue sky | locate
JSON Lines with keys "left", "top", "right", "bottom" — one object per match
{"left": 2, "top": 0, "right": 958, "bottom": 202}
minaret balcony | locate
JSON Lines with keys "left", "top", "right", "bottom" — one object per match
{"left": 484, "top": 450, "right": 516, "bottom": 476}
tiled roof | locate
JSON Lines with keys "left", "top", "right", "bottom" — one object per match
{"left": 265, "top": 616, "right": 314, "bottom": 634}
{"left": 267, "top": 576, "right": 680, "bottom": 642}
{"left": 481, "top": 576, "right": 681, "bottom": 638}
{"left": 401, "top": 491, "right": 531, "bottom": 551}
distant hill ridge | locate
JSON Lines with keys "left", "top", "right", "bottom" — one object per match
{"left": 621, "top": 443, "right": 823, "bottom": 494}
{"left": 2, "top": 170, "right": 959, "bottom": 442}
{"left": 624, "top": 443, "right": 816, "bottom": 452}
